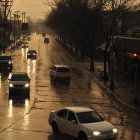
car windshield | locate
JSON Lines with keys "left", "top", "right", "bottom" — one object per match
{"left": 57, "top": 67, "right": 70, "bottom": 72}
{"left": 0, "top": 56, "right": 11, "bottom": 60}
{"left": 11, "top": 74, "right": 29, "bottom": 81}
{"left": 23, "top": 43, "right": 27, "bottom": 45}
{"left": 76, "top": 111, "right": 104, "bottom": 123}
{"left": 28, "top": 50, "right": 36, "bottom": 53}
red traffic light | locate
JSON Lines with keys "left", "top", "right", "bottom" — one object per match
{"left": 133, "top": 53, "right": 137, "bottom": 57}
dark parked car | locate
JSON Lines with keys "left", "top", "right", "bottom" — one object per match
{"left": 44, "top": 38, "right": 49, "bottom": 43}
{"left": 27, "top": 50, "right": 37, "bottom": 59}
{"left": 0, "top": 55, "right": 13, "bottom": 71}
{"left": 9, "top": 72, "right": 30, "bottom": 99}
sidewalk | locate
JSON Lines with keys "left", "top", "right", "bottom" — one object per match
{"left": 79, "top": 60, "right": 140, "bottom": 113}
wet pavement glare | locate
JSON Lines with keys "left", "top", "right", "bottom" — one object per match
{"left": 0, "top": 34, "right": 139, "bottom": 140}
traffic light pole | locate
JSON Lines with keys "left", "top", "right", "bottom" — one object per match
{"left": 134, "top": 63, "right": 138, "bottom": 105}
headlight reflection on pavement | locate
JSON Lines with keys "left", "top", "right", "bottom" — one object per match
{"left": 8, "top": 99, "right": 13, "bottom": 117}
{"left": 33, "top": 60, "right": 36, "bottom": 74}
{"left": 27, "top": 59, "right": 31, "bottom": 73}
{"left": 0, "top": 73, "right": 1, "bottom": 89}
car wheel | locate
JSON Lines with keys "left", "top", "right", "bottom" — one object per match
{"left": 10, "top": 66, "right": 13, "bottom": 71}
{"left": 27, "top": 91, "right": 30, "bottom": 99}
{"left": 9, "top": 91, "right": 13, "bottom": 99}
{"left": 78, "top": 132, "right": 88, "bottom": 140}
{"left": 52, "top": 122, "right": 59, "bottom": 134}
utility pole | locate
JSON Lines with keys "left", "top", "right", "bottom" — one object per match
{"left": 110, "top": 39, "right": 115, "bottom": 89}
{"left": 0, "top": 0, "right": 13, "bottom": 53}
{"left": 110, "top": 1, "right": 115, "bottom": 89}
{"left": 12, "top": 14, "right": 16, "bottom": 47}
{"left": 14, "top": 11, "right": 20, "bottom": 40}
{"left": 21, "top": 12, "right": 26, "bottom": 23}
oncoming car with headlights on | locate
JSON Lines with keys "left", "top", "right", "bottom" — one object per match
{"left": 27, "top": 50, "right": 37, "bottom": 59}
{"left": 9, "top": 72, "right": 30, "bottom": 99}
{"left": 49, "top": 106, "right": 118, "bottom": 140}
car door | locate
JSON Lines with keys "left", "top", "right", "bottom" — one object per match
{"left": 55, "top": 109, "right": 68, "bottom": 132}
{"left": 65, "top": 111, "right": 79, "bottom": 137}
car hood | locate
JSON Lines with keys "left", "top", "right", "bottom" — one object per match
{"left": 10, "top": 81, "right": 29, "bottom": 85}
{"left": 80, "top": 121, "right": 114, "bottom": 132}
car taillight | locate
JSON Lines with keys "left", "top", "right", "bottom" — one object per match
{"left": 70, "top": 73, "right": 72, "bottom": 77}
{"left": 54, "top": 73, "right": 56, "bottom": 76}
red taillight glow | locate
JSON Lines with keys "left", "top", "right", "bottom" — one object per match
{"left": 133, "top": 53, "right": 137, "bottom": 57}
{"left": 70, "top": 73, "right": 72, "bottom": 77}
{"left": 54, "top": 73, "right": 56, "bottom": 76}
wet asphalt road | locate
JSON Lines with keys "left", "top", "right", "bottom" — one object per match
{"left": 0, "top": 34, "right": 140, "bottom": 140}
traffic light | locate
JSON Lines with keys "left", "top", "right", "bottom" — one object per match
{"left": 133, "top": 53, "right": 138, "bottom": 64}
{"left": 10, "top": 33, "right": 13, "bottom": 38}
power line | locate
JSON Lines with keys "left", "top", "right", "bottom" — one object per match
{"left": 12, "top": 4, "right": 46, "bottom": 7}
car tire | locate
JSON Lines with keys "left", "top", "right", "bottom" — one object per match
{"left": 78, "top": 132, "right": 88, "bottom": 140}
{"left": 27, "top": 91, "right": 30, "bottom": 99}
{"left": 10, "top": 66, "right": 13, "bottom": 71}
{"left": 52, "top": 122, "right": 59, "bottom": 134}
{"left": 9, "top": 91, "right": 13, "bottom": 99}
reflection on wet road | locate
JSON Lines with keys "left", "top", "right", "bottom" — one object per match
{"left": 0, "top": 34, "right": 139, "bottom": 140}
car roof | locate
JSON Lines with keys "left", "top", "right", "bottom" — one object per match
{"left": 0, "top": 54, "right": 11, "bottom": 56}
{"left": 0, "top": 55, "right": 12, "bottom": 59}
{"left": 54, "top": 65, "right": 70, "bottom": 68}
{"left": 65, "top": 106, "right": 94, "bottom": 113}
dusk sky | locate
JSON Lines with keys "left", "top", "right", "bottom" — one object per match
{"left": 11, "top": 0, "right": 53, "bottom": 21}
{"left": 10, "top": 0, "right": 139, "bottom": 21}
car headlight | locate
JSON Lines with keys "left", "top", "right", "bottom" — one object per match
{"left": 33, "top": 54, "right": 36, "bottom": 55}
{"left": 9, "top": 83, "right": 14, "bottom": 87}
{"left": 113, "top": 128, "right": 118, "bottom": 133}
{"left": 25, "top": 83, "right": 29, "bottom": 88}
{"left": 93, "top": 131, "right": 100, "bottom": 136}
{"left": 9, "top": 61, "right": 12, "bottom": 64}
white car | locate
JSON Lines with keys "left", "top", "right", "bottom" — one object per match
{"left": 49, "top": 107, "right": 118, "bottom": 140}
{"left": 50, "top": 65, "right": 72, "bottom": 82}
{"left": 9, "top": 72, "right": 30, "bottom": 99}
